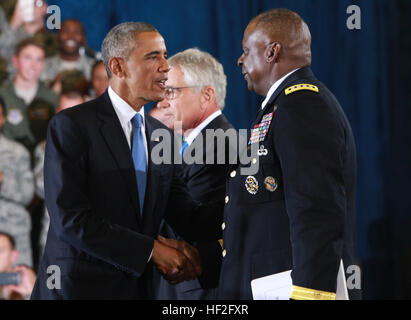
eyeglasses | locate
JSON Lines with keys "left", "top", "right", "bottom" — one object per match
{"left": 164, "top": 86, "right": 203, "bottom": 100}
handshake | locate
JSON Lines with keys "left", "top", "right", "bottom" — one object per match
{"left": 151, "top": 235, "right": 202, "bottom": 285}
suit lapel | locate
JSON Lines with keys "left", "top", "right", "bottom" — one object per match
{"left": 96, "top": 92, "right": 141, "bottom": 226}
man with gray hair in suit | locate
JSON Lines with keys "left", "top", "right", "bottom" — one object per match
{"left": 153, "top": 48, "right": 236, "bottom": 300}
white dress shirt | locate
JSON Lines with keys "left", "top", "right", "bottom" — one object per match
{"left": 261, "top": 68, "right": 300, "bottom": 110}
{"left": 107, "top": 86, "right": 152, "bottom": 261}
{"left": 108, "top": 86, "right": 148, "bottom": 165}
{"left": 185, "top": 110, "right": 222, "bottom": 146}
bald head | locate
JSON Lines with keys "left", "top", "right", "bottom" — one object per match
{"left": 252, "top": 8, "right": 312, "bottom": 66}
{"left": 238, "top": 9, "right": 312, "bottom": 96}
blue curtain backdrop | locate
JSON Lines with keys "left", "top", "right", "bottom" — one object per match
{"left": 48, "top": 0, "right": 411, "bottom": 299}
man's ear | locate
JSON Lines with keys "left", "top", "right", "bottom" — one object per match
{"left": 266, "top": 42, "right": 281, "bottom": 63}
{"left": 200, "top": 86, "right": 215, "bottom": 109}
{"left": 108, "top": 57, "right": 126, "bottom": 78}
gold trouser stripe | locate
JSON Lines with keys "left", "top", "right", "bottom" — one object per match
{"left": 290, "top": 285, "right": 336, "bottom": 300}
{"left": 218, "top": 239, "right": 223, "bottom": 249}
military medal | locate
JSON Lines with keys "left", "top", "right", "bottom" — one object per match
{"left": 257, "top": 145, "right": 268, "bottom": 156}
{"left": 249, "top": 112, "right": 273, "bottom": 145}
{"left": 245, "top": 176, "right": 259, "bottom": 194}
{"left": 264, "top": 176, "right": 278, "bottom": 192}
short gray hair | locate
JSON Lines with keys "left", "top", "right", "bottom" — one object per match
{"left": 101, "top": 22, "right": 158, "bottom": 77}
{"left": 168, "top": 48, "right": 227, "bottom": 110}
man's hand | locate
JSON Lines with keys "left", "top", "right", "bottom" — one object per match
{"left": 151, "top": 237, "right": 202, "bottom": 285}
{"left": 9, "top": 1, "right": 25, "bottom": 29}
{"left": 5, "top": 265, "right": 37, "bottom": 298}
{"left": 157, "top": 235, "right": 202, "bottom": 276}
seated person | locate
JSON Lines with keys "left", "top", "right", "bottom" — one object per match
{"left": 0, "top": 38, "right": 58, "bottom": 153}
{"left": 0, "top": 0, "right": 57, "bottom": 75}
{"left": 50, "top": 69, "right": 89, "bottom": 98}
{"left": 0, "top": 96, "right": 35, "bottom": 267}
{"left": 40, "top": 18, "right": 95, "bottom": 85}
{"left": 148, "top": 103, "right": 179, "bottom": 132}
{"left": 0, "top": 231, "right": 37, "bottom": 300}
{"left": 89, "top": 60, "right": 108, "bottom": 99}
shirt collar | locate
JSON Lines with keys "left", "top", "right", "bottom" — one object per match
{"left": 108, "top": 86, "right": 145, "bottom": 127}
{"left": 261, "top": 68, "right": 300, "bottom": 110}
{"left": 185, "top": 110, "right": 222, "bottom": 146}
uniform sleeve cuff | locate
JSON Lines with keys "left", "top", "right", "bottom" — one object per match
{"left": 290, "top": 285, "right": 336, "bottom": 300}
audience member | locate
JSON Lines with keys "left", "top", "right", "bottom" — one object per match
{"left": 0, "top": 38, "right": 58, "bottom": 153}
{"left": 0, "top": 231, "right": 37, "bottom": 300}
{"left": 0, "top": 96, "right": 35, "bottom": 268}
{"left": 40, "top": 18, "right": 95, "bottom": 85}
{"left": 89, "top": 60, "right": 109, "bottom": 98}
{"left": 0, "top": 0, "right": 58, "bottom": 76}
{"left": 148, "top": 103, "right": 179, "bottom": 132}
{"left": 50, "top": 69, "right": 89, "bottom": 97}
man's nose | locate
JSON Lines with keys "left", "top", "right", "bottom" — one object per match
{"left": 159, "top": 57, "right": 170, "bottom": 73}
{"left": 237, "top": 54, "right": 244, "bottom": 67}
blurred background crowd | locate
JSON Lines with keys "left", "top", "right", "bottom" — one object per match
{"left": 0, "top": 0, "right": 108, "bottom": 300}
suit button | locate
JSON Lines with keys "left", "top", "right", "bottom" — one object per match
{"left": 222, "top": 249, "right": 227, "bottom": 257}
{"left": 225, "top": 196, "right": 229, "bottom": 204}
{"left": 230, "top": 170, "right": 236, "bottom": 178}
{"left": 222, "top": 222, "right": 226, "bottom": 230}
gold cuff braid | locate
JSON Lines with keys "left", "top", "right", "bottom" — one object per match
{"left": 290, "top": 285, "right": 336, "bottom": 300}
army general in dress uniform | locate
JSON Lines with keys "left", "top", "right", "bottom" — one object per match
{"left": 214, "top": 9, "right": 360, "bottom": 300}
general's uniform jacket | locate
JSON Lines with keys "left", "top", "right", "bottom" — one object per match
{"left": 216, "top": 67, "right": 359, "bottom": 300}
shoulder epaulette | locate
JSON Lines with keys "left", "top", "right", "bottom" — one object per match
{"left": 285, "top": 83, "right": 319, "bottom": 95}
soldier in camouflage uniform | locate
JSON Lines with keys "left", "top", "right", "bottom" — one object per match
{"left": 0, "top": 1, "right": 57, "bottom": 79}
{"left": 0, "top": 96, "right": 34, "bottom": 267}
{"left": 0, "top": 38, "right": 58, "bottom": 154}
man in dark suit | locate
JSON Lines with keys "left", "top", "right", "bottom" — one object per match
{"left": 31, "top": 22, "right": 221, "bottom": 300}
{"left": 153, "top": 48, "right": 236, "bottom": 299}
{"left": 213, "top": 9, "right": 360, "bottom": 299}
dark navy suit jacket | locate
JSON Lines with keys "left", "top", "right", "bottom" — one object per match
{"left": 31, "top": 91, "right": 221, "bottom": 300}
{"left": 152, "top": 114, "right": 236, "bottom": 300}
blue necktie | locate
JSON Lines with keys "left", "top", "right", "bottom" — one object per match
{"left": 131, "top": 113, "right": 147, "bottom": 216}
{"left": 180, "top": 140, "right": 189, "bottom": 156}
